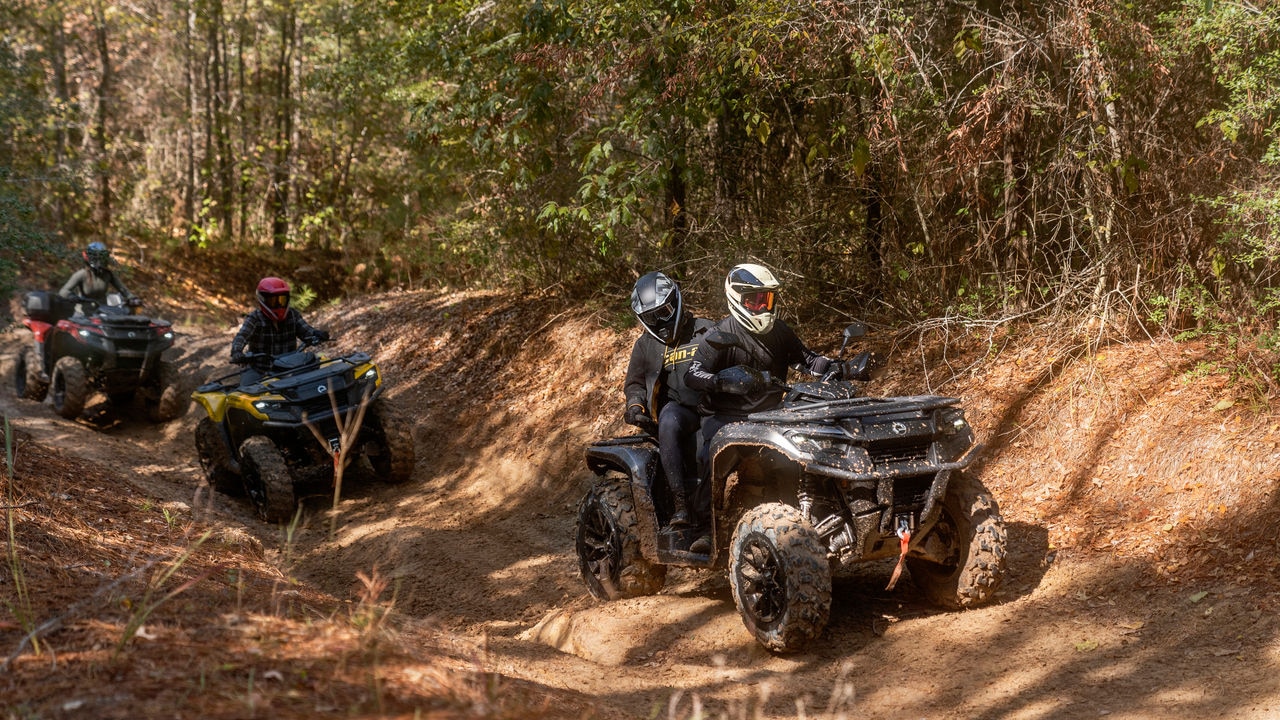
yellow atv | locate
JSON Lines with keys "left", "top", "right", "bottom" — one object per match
{"left": 192, "top": 344, "right": 415, "bottom": 523}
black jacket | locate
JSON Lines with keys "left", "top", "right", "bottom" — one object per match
{"left": 623, "top": 312, "right": 713, "bottom": 422}
{"left": 684, "top": 316, "right": 833, "bottom": 417}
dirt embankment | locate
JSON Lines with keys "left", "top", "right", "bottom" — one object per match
{"left": 4, "top": 287, "right": 1280, "bottom": 719}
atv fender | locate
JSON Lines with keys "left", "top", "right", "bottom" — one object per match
{"left": 194, "top": 391, "right": 229, "bottom": 423}
{"left": 22, "top": 319, "right": 56, "bottom": 346}
{"left": 585, "top": 440, "right": 662, "bottom": 561}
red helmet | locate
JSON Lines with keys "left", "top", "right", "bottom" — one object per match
{"left": 256, "top": 277, "right": 291, "bottom": 322}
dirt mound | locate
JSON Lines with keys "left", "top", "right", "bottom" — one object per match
{"left": 4, "top": 287, "right": 1280, "bottom": 718}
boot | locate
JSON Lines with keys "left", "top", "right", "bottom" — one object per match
{"left": 689, "top": 534, "right": 712, "bottom": 554}
{"left": 668, "top": 488, "right": 692, "bottom": 529}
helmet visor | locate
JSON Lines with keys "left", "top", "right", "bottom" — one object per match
{"left": 740, "top": 290, "right": 775, "bottom": 314}
{"left": 639, "top": 301, "right": 676, "bottom": 326}
{"left": 262, "top": 292, "right": 289, "bottom": 310}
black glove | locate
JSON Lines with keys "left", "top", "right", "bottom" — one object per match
{"left": 624, "top": 404, "right": 658, "bottom": 434}
{"left": 714, "top": 365, "right": 767, "bottom": 395}
{"left": 230, "top": 351, "right": 247, "bottom": 365}
{"left": 842, "top": 351, "right": 884, "bottom": 381}
{"left": 304, "top": 329, "right": 330, "bottom": 345}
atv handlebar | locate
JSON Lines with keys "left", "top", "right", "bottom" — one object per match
{"left": 232, "top": 335, "right": 334, "bottom": 365}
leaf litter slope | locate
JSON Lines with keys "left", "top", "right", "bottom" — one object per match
{"left": 3, "top": 287, "right": 1280, "bottom": 719}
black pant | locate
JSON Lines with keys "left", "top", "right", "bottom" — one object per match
{"left": 658, "top": 403, "right": 700, "bottom": 499}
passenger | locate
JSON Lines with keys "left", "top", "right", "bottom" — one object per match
{"left": 230, "top": 277, "right": 329, "bottom": 386}
{"left": 622, "top": 271, "right": 712, "bottom": 533}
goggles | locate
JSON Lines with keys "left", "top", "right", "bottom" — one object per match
{"left": 640, "top": 302, "right": 676, "bottom": 325}
{"left": 262, "top": 292, "right": 290, "bottom": 309}
{"left": 740, "top": 290, "right": 776, "bottom": 314}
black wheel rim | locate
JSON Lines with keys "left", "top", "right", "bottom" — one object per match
{"left": 52, "top": 371, "right": 65, "bottom": 409}
{"left": 736, "top": 534, "right": 786, "bottom": 626}
{"left": 929, "top": 510, "right": 962, "bottom": 569}
{"left": 577, "top": 497, "right": 620, "bottom": 588}
{"left": 242, "top": 460, "right": 266, "bottom": 513}
{"left": 367, "top": 435, "right": 390, "bottom": 476}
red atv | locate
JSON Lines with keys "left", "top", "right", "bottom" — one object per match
{"left": 13, "top": 290, "right": 188, "bottom": 421}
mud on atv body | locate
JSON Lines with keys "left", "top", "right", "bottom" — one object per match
{"left": 575, "top": 323, "right": 1007, "bottom": 653}
{"left": 14, "top": 290, "right": 187, "bottom": 422}
{"left": 191, "top": 346, "right": 416, "bottom": 523}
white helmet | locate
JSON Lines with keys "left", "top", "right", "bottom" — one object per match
{"left": 725, "top": 263, "right": 780, "bottom": 334}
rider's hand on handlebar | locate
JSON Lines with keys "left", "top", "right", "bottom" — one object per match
{"left": 230, "top": 351, "right": 248, "bottom": 365}
{"left": 304, "top": 329, "right": 331, "bottom": 345}
{"left": 715, "top": 365, "right": 769, "bottom": 395}
{"left": 624, "top": 404, "right": 659, "bottom": 435}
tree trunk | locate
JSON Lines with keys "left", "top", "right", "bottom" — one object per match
{"left": 184, "top": 0, "right": 197, "bottom": 243}
{"left": 91, "top": 0, "right": 114, "bottom": 233}
{"left": 210, "top": 0, "right": 234, "bottom": 240}
{"left": 46, "top": 8, "right": 73, "bottom": 237}
{"left": 268, "top": 1, "right": 295, "bottom": 251}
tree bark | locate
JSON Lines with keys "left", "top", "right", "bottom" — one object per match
{"left": 91, "top": 0, "right": 114, "bottom": 233}
{"left": 268, "top": 0, "right": 295, "bottom": 251}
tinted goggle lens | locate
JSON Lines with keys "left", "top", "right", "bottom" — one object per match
{"left": 741, "top": 291, "right": 775, "bottom": 313}
{"left": 641, "top": 303, "right": 675, "bottom": 324}
{"left": 264, "top": 293, "right": 289, "bottom": 309}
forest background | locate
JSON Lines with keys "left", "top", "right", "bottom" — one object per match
{"left": 3, "top": 0, "right": 1280, "bottom": 350}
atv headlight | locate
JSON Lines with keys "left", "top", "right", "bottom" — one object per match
{"left": 253, "top": 400, "right": 283, "bottom": 412}
{"left": 362, "top": 367, "right": 378, "bottom": 382}
{"left": 936, "top": 408, "right": 968, "bottom": 435}
{"left": 785, "top": 429, "right": 845, "bottom": 454}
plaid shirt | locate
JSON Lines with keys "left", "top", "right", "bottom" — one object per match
{"left": 230, "top": 308, "right": 320, "bottom": 369}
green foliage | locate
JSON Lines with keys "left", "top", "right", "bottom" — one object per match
{"left": 0, "top": 38, "right": 52, "bottom": 303}
{"left": 291, "top": 284, "right": 318, "bottom": 312}
{"left": 9, "top": 0, "right": 1280, "bottom": 333}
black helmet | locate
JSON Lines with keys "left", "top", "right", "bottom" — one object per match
{"left": 631, "top": 271, "right": 683, "bottom": 344}
{"left": 83, "top": 242, "right": 110, "bottom": 272}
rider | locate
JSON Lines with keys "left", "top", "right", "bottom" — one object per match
{"left": 622, "top": 271, "right": 712, "bottom": 535}
{"left": 684, "top": 263, "right": 846, "bottom": 548}
{"left": 59, "top": 241, "right": 135, "bottom": 305}
{"left": 27, "top": 241, "right": 138, "bottom": 381}
{"left": 230, "top": 277, "right": 330, "bottom": 385}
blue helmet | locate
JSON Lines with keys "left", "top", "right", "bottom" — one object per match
{"left": 83, "top": 242, "right": 110, "bottom": 272}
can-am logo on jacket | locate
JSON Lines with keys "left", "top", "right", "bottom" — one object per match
{"left": 663, "top": 343, "right": 698, "bottom": 369}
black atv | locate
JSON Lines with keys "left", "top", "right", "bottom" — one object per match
{"left": 192, "top": 343, "right": 416, "bottom": 523}
{"left": 575, "top": 322, "right": 1007, "bottom": 653}
{"left": 14, "top": 290, "right": 188, "bottom": 422}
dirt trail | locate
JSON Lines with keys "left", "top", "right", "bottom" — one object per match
{"left": 5, "top": 289, "right": 1280, "bottom": 719}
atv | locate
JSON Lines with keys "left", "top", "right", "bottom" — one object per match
{"left": 575, "top": 322, "right": 1007, "bottom": 653}
{"left": 191, "top": 342, "right": 416, "bottom": 523}
{"left": 14, "top": 290, "right": 188, "bottom": 422}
